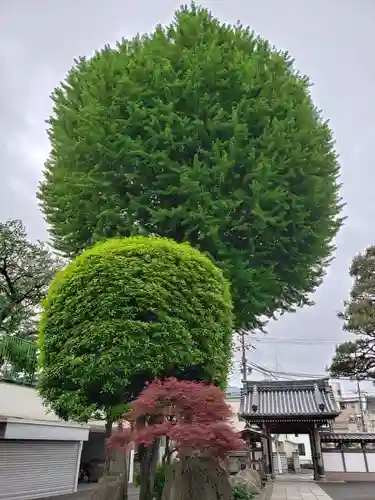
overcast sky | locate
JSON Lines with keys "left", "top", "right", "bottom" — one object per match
{"left": 1, "top": 0, "right": 374, "bottom": 392}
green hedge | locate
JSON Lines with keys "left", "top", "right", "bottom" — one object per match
{"left": 38, "top": 236, "right": 233, "bottom": 421}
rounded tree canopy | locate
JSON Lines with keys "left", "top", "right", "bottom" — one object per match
{"left": 38, "top": 236, "right": 233, "bottom": 421}
{"left": 39, "top": 4, "right": 343, "bottom": 330}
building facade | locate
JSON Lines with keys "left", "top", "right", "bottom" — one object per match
{"left": 330, "top": 381, "right": 375, "bottom": 433}
{"left": 0, "top": 381, "right": 97, "bottom": 499}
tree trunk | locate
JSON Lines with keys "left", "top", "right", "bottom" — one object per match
{"left": 139, "top": 439, "right": 160, "bottom": 500}
{"left": 103, "top": 418, "right": 114, "bottom": 476}
{"left": 162, "top": 456, "right": 231, "bottom": 500}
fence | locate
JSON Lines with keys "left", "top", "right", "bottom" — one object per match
{"left": 0, "top": 334, "right": 37, "bottom": 385}
{"left": 321, "top": 432, "right": 375, "bottom": 481}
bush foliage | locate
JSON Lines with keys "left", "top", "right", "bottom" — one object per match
{"left": 39, "top": 4, "right": 343, "bottom": 330}
{"left": 37, "top": 237, "right": 233, "bottom": 421}
{"left": 109, "top": 377, "right": 245, "bottom": 458}
{"left": 232, "top": 485, "right": 256, "bottom": 500}
{"left": 330, "top": 246, "right": 375, "bottom": 379}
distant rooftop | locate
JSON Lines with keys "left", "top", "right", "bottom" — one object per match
{"left": 226, "top": 386, "right": 241, "bottom": 400}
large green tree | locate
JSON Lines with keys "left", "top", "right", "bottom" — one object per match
{"left": 330, "top": 246, "right": 375, "bottom": 380}
{"left": 38, "top": 236, "right": 233, "bottom": 423}
{"left": 39, "top": 4, "right": 343, "bottom": 330}
{"left": 0, "top": 219, "right": 61, "bottom": 380}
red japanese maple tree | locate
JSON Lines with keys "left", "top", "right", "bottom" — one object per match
{"left": 108, "top": 377, "right": 245, "bottom": 458}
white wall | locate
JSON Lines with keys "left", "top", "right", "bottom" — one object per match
{"left": 0, "top": 381, "right": 104, "bottom": 430}
{"left": 0, "top": 382, "right": 60, "bottom": 422}
{"left": 274, "top": 434, "right": 312, "bottom": 464}
{"left": 227, "top": 400, "right": 245, "bottom": 432}
{"left": 323, "top": 450, "right": 369, "bottom": 473}
{"left": 345, "top": 452, "right": 366, "bottom": 472}
{"left": 367, "top": 453, "right": 375, "bottom": 472}
{"left": 322, "top": 452, "right": 345, "bottom": 472}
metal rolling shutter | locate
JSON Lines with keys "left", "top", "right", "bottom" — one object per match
{"left": 0, "top": 440, "right": 80, "bottom": 500}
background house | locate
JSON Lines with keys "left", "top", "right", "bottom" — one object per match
{"left": 0, "top": 381, "right": 99, "bottom": 499}
{"left": 331, "top": 381, "right": 375, "bottom": 433}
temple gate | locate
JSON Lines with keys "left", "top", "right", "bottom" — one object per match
{"left": 239, "top": 378, "right": 339, "bottom": 480}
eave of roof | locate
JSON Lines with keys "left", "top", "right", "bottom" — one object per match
{"left": 240, "top": 378, "right": 339, "bottom": 419}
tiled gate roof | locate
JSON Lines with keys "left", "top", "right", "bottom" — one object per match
{"left": 240, "top": 378, "right": 339, "bottom": 419}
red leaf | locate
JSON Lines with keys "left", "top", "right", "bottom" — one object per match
{"left": 122, "top": 378, "right": 246, "bottom": 458}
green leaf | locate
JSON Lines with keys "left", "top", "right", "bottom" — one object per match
{"left": 37, "top": 236, "right": 233, "bottom": 421}
{"left": 38, "top": 5, "right": 343, "bottom": 331}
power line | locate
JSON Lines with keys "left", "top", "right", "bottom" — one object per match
{"left": 246, "top": 360, "right": 372, "bottom": 383}
{"left": 253, "top": 337, "right": 346, "bottom": 345}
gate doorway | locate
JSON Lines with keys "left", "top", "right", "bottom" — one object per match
{"left": 239, "top": 378, "right": 339, "bottom": 480}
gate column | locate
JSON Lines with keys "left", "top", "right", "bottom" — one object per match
{"left": 309, "top": 428, "right": 318, "bottom": 480}
{"left": 313, "top": 426, "right": 325, "bottom": 480}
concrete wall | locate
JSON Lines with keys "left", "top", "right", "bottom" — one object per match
{"left": 323, "top": 448, "right": 375, "bottom": 481}
{"left": 0, "top": 381, "right": 105, "bottom": 430}
{"left": 0, "top": 382, "right": 60, "bottom": 422}
{"left": 227, "top": 400, "right": 245, "bottom": 432}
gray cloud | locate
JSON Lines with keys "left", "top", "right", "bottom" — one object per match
{"left": 1, "top": 0, "right": 374, "bottom": 390}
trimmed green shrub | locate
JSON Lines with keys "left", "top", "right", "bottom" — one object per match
{"left": 38, "top": 236, "right": 233, "bottom": 421}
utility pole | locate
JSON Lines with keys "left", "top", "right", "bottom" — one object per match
{"left": 357, "top": 376, "right": 367, "bottom": 432}
{"left": 354, "top": 349, "right": 367, "bottom": 432}
{"left": 240, "top": 330, "right": 248, "bottom": 383}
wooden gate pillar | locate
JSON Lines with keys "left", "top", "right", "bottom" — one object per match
{"left": 264, "top": 426, "right": 274, "bottom": 479}
{"left": 309, "top": 429, "right": 318, "bottom": 480}
{"left": 313, "top": 426, "right": 325, "bottom": 481}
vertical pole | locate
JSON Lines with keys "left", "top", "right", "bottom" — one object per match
{"left": 313, "top": 426, "right": 325, "bottom": 481}
{"left": 275, "top": 435, "right": 282, "bottom": 474}
{"left": 340, "top": 441, "right": 347, "bottom": 472}
{"left": 74, "top": 441, "right": 83, "bottom": 492}
{"left": 128, "top": 447, "right": 135, "bottom": 484}
{"left": 263, "top": 426, "right": 270, "bottom": 478}
{"left": 362, "top": 441, "right": 369, "bottom": 472}
{"left": 309, "top": 429, "right": 318, "bottom": 480}
{"left": 240, "top": 330, "right": 248, "bottom": 382}
{"left": 266, "top": 431, "right": 274, "bottom": 479}
{"left": 357, "top": 377, "right": 367, "bottom": 432}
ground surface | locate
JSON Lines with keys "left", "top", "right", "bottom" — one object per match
{"left": 319, "top": 482, "right": 375, "bottom": 500}
{"left": 271, "top": 479, "right": 332, "bottom": 499}
{"left": 35, "top": 483, "right": 139, "bottom": 500}
{"left": 35, "top": 478, "right": 375, "bottom": 500}
{"left": 272, "top": 475, "right": 375, "bottom": 500}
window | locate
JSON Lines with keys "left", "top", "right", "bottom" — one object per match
{"left": 297, "top": 443, "right": 306, "bottom": 456}
{"left": 343, "top": 441, "right": 362, "bottom": 450}
{"left": 321, "top": 441, "right": 336, "bottom": 450}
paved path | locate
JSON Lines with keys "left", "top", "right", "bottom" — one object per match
{"left": 271, "top": 480, "right": 333, "bottom": 500}
{"left": 35, "top": 484, "right": 139, "bottom": 500}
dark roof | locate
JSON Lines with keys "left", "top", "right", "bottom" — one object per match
{"left": 240, "top": 378, "right": 339, "bottom": 419}
{"left": 320, "top": 432, "right": 375, "bottom": 442}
